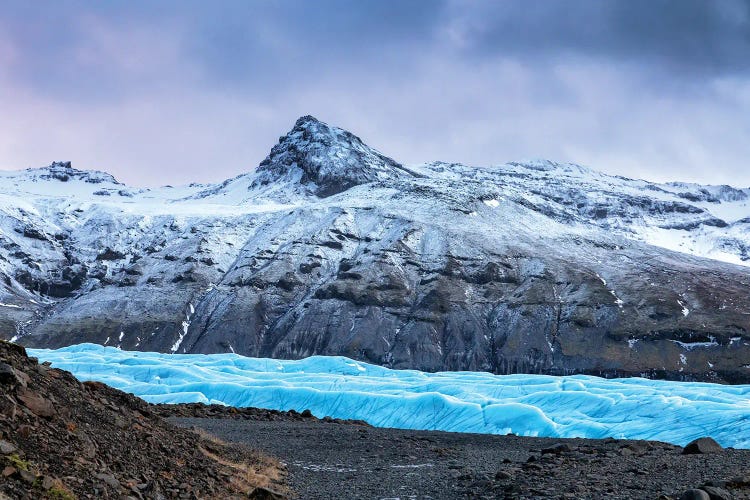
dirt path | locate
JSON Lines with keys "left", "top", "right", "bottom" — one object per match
{"left": 170, "top": 417, "right": 750, "bottom": 499}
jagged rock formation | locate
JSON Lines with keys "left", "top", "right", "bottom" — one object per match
{"left": 1, "top": 116, "right": 749, "bottom": 382}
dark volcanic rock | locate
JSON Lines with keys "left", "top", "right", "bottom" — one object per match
{"left": 680, "top": 490, "right": 711, "bottom": 500}
{"left": 702, "top": 486, "right": 733, "bottom": 500}
{"left": 95, "top": 247, "right": 126, "bottom": 261}
{"left": 152, "top": 402, "right": 369, "bottom": 426}
{"left": 541, "top": 442, "right": 573, "bottom": 454}
{"left": 0, "top": 362, "right": 19, "bottom": 385}
{"left": 683, "top": 437, "right": 723, "bottom": 455}
{"left": 16, "top": 388, "right": 55, "bottom": 418}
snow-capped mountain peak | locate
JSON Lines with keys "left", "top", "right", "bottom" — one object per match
{"left": 252, "top": 115, "right": 417, "bottom": 197}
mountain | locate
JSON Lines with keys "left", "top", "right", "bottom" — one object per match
{"left": 1, "top": 117, "right": 749, "bottom": 382}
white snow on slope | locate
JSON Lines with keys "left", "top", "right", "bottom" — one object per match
{"left": 0, "top": 156, "right": 749, "bottom": 287}
{"left": 415, "top": 160, "right": 750, "bottom": 266}
{"left": 31, "top": 344, "right": 750, "bottom": 449}
{"left": 678, "top": 300, "right": 690, "bottom": 317}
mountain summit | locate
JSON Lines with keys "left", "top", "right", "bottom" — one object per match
{"left": 252, "top": 115, "right": 417, "bottom": 197}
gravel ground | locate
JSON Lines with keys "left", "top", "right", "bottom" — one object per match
{"left": 170, "top": 417, "right": 750, "bottom": 499}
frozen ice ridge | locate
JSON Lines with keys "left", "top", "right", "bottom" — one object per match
{"left": 30, "top": 344, "right": 750, "bottom": 449}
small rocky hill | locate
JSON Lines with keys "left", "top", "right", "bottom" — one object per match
{"left": 0, "top": 340, "right": 285, "bottom": 499}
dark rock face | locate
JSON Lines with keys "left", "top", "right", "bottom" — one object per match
{"left": 96, "top": 248, "right": 126, "bottom": 261}
{"left": 1, "top": 118, "right": 750, "bottom": 383}
{"left": 165, "top": 212, "right": 750, "bottom": 382}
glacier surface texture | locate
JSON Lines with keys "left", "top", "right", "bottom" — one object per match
{"left": 30, "top": 344, "right": 750, "bottom": 449}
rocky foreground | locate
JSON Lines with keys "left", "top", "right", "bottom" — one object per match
{"left": 0, "top": 340, "right": 286, "bottom": 499}
{"left": 2, "top": 339, "right": 750, "bottom": 499}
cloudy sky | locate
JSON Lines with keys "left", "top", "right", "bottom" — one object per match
{"left": 1, "top": 0, "right": 749, "bottom": 187}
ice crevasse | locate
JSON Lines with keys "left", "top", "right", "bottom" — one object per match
{"left": 30, "top": 343, "right": 750, "bottom": 449}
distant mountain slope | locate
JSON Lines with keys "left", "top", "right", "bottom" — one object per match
{"left": 1, "top": 117, "right": 749, "bottom": 382}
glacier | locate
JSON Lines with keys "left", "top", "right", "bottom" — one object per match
{"left": 30, "top": 343, "right": 750, "bottom": 449}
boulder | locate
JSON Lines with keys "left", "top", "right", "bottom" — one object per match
{"left": 679, "top": 490, "right": 710, "bottom": 500}
{"left": 0, "top": 362, "right": 18, "bottom": 385}
{"left": 0, "top": 440, "right": 17, "bottom": 454}
{"left": 702, "top": 485, "right": 732, "bottom": 500}
{"left": 249, "top": 486, "right": 286, "bottom": 500}
{"left": 17, "top": 388, "right": 56, "bottom": 418}
{"left": 541, "top": 443, "right": 573, "bottom": 454}
{"left": 682, "top": 437, "right": 723, "bottom": 455}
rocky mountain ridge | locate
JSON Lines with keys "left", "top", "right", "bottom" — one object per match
{"left": 1, "top": 116, "right": 749, "bottom": 382}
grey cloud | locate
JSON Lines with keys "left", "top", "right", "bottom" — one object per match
{"left": 0, "top": 0, "right": 749, "bottom": 187}
{"left": 447, "top": 0, "right": 750, "bottom": 77}
{"left": 1, "top": 1, "right": 447, "bottom": 99}
{"left": 180, "top": 0, "right": 447, "bottom": 91}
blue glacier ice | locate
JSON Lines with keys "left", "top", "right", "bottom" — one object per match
{"left": 29, "top": 343, "right": 750, "bottom": 448}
